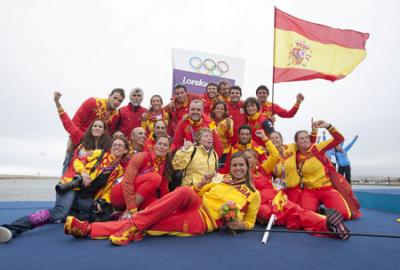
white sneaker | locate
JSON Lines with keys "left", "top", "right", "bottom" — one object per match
{"left": 0, "top": 226, "right": 12, "bottom": 243}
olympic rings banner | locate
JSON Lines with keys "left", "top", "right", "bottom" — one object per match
{"left": 172, "top": 48, "right": 245, "bottom": 94}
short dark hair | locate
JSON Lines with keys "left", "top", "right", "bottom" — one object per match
{"left": 294, "top": 130, "right": 309, "bottom": 142}
{"left": 174, "top": 84, "right": 187, "bottom": 92}
{"left": 238, "top": 124, "right": 252, "bottom": 134}
{"left": 256, "top": 85, "right": 269, "bottom": 96}
{"left": 206, "top": 82, "right": 218, "bottom": 91}
{"left": 110, "top": 88, "right": 125, "bottom": 99}
{"left": 229, "top": 85, "right": 242, "bottom": 96}
{"left": 243, "top": 97, "right": 261, "bottom": 115}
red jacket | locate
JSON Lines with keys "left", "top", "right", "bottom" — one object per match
{"left": 172, "top": 116, "right": 223, "bottom": 156}
{"left": 227, "top": 100, "right": 247, "bottom": 144}
{"left": 165, "top": 93, "right": 202, "bottom": 136}
{"left": 122, "top": 151, "right": 168, "bottom": 211}
{"left": 72, "top": 97, "right": 120, "bottom": 133}
{"left": 118, "top": 104, "right": 148, "bottom": 137}
{"left": 246, "top": 112, "right": 271, "bottom": 146}
{"left": 261, "top": 101, "right": 300, "bottom": 121}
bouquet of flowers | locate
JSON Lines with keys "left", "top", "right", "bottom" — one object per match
{"left": 220, "top": 201, "right": 239, "bottom": 223}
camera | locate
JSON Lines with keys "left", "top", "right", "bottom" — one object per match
{"left": 55, "top": 176, "right": 83, "bottom": 194}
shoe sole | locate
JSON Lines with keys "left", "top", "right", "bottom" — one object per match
{"left": 0, "top": 227, "right": 12, "bottom": 243}
{"left": 326, "top": 209, "right": 350, "bottom": 240}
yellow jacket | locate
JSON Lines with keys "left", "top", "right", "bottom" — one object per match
{"left": 62, "top": 150, "right": 124, "bottom": 202}
{"left": 198, "top": 178, "right": 261, "bottom": 231}
{"left": 172, "top": 145, "right": 218, "bottom": 187}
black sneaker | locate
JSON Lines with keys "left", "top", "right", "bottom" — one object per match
{"left": 325, "top": 208, "right": 350, "bottom": 240}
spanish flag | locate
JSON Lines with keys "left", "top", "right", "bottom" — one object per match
{"left": 273, "top": 8, "right": 369, "bottom": 83}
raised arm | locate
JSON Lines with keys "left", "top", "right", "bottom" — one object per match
{"left": 54, "top": 91, "right": 83, "bottom": 146}
{"left": 314, "top": 121, "right": 344, "bottom": 153}
{"left": 344, "top": 135, "right": 359, "bottom": 152}
{"left": 255, "top": 130, "right": 280, "bottom": 174}
{"left": 273, "top": 93, "right": 304, "bottom": 118}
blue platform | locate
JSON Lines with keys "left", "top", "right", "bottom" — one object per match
{"left": 355, "top": 188, "right": 400, "bottom": 213}
{"left": 1, "top": 189, "right": 400, "bottom": 270}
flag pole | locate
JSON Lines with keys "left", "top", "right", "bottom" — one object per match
{"left": 271, "top": 6, "right": 277, "bottom": 114}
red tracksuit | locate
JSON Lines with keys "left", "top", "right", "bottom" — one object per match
{"left": 110, "top": 152, "right": 168, "bottom": 211}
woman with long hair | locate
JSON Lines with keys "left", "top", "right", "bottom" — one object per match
{"left": 141, "top": 95, "right": 170, "bottom": 135}
{"left": 64, "top": 151, "right": 262, "bottom": 246}
{"left": 209, "top": 101, "right": 229, "bottom": 129}
{"left": 143, "top": 120, "right": 168, "bottom": 152}
{"left": 0, "top": 137, "right": 130, "bottom": 243}
{"left": 54, "top": 92, "right": 112, "bottom": 175}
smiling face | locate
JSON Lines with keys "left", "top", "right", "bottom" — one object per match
{"left": 220, "top": 84, "right": 230, "bottom": 97}
{"left": 174, "top": 87, "right": 188, "bottom": 103}
{"left": 256, "top": 89, "right": 268, "bottom": 103}
{"left": 213, "top": 103, "right": 226, "bottom": 119}
{"left": 91, "top": 120, "right": 105, "bottom": 137}
{"left": 206, "top": 85, "right": 218, "bottom": 99}
{"left": 189, "top": 101, "right": 203, "bottom": 122}
{"left": 270, "top": 132, "right": 283, "bottom": 148}
{"left": 238, "top": 128, "right": 252, "bottom": 145}
{"left": 151, "top": 96, "right": 163, "bottom": 111}
{"left": 110, "top": 138, "right": 128, "bottom": 157}
{"left": 246, "top": 101, "right": 259, "bottom": 116}
{"left": 154, "top": 137, "right": 170, "bottom": 157}
{"left": 230, "top": 156, "right": 248, "bottom": 181}
{"left": 230, "top": 89, "right": 241, "bottom": 103}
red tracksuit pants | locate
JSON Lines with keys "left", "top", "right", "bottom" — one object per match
{"left": 257, "top": 187, "right": 328, "bottom": 232}
{"left": 110, "top": 172, "right": 162, "bottom": 211}
{"left": 285, "top": 185, "right": 302, "bottom": 203}
{"left": 91, "top": 187, "right": 207, "bottom": 238}
{"left": 299, "top": 185, "right": 352, "bottom": 220}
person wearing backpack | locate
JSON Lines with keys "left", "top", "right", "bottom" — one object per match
{"left": 172, "top": 127, "right": 218, "bottom": 187}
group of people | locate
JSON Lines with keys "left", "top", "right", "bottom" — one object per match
{"left": 0, "top": 81, "right": 361, "bottom": 246}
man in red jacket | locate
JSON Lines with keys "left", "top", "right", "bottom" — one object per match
{"left": 172, "top": 99, "right": 223, "bottom": 156}
{"left": 165, "top": 84, "right": 202, "bottom": 137}
{"left": 117, "top": 88, "right": 148, "bottom": 138}
{"left": 256, "top": 85, "right": 304, "bottom": 122}
{"left": 72, "top": 88, "right": 125, "bottom": 134}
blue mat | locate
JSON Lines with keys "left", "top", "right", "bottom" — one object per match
{"left": 0, "top": 202, "right": 399, "bottom": 270}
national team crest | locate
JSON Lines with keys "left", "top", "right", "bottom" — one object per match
{"left": 288, "top": 40, "right": 312, "bottom": 66}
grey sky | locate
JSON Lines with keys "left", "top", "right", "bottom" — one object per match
{"left": 0, "top": 0, "right": 399, "bottom": 176}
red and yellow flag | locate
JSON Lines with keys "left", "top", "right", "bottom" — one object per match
{"left": 273, "top": 8, "right": 369, "bottom": 83}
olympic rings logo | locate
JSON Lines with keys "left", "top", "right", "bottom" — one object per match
{"left": 189, "top": 56, "right": 230, "bottom": 77}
